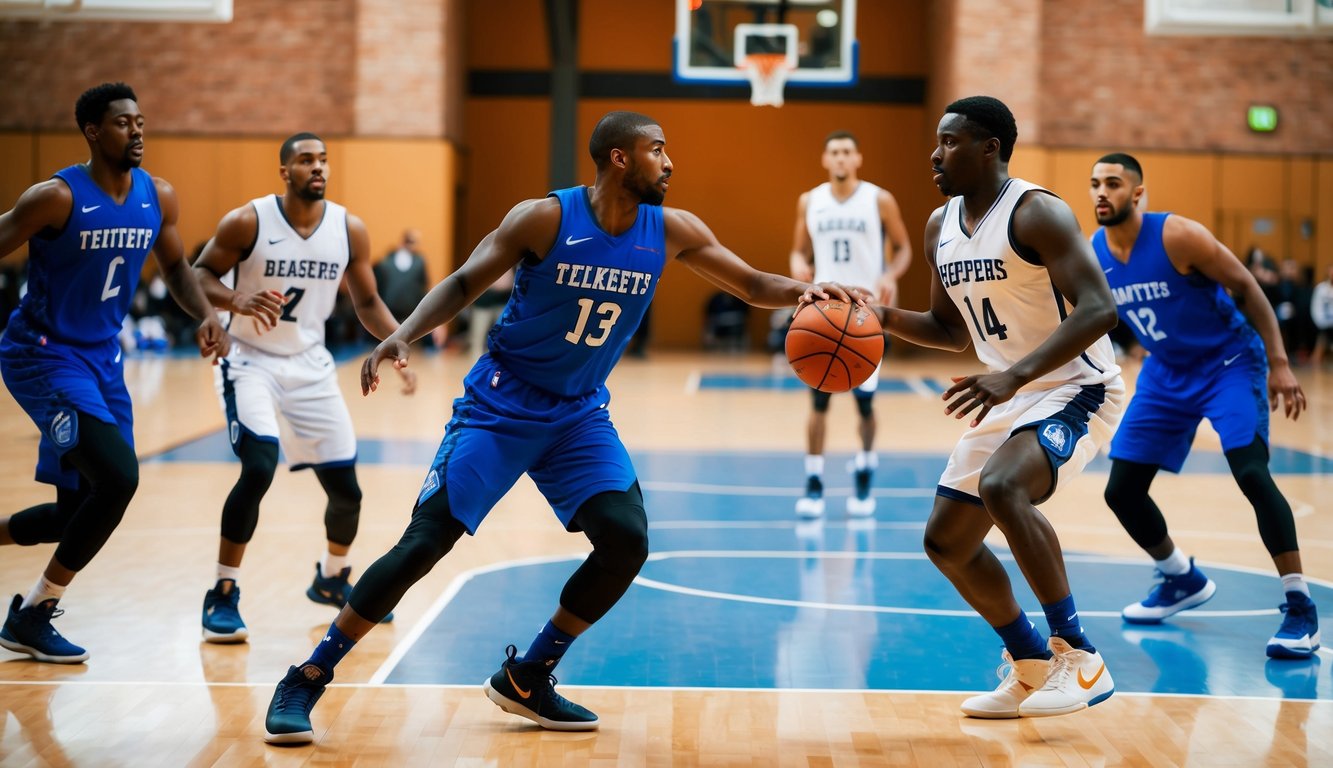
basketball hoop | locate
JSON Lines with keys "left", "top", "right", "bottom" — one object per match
{"left": 741, "top": 53, "right": 792, "bottom": 108}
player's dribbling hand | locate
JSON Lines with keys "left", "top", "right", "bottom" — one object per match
{"left": 795, "top": 282, "right": 873, "bottom": 315}
{"left": 944, "top": 372, "right": 1020, "bottom": 427}
{"left": 1268, "top": 362, "right": 1305, "bottom": 420}
{"left": 196, "top": 316, "right": 230, "bottom": 364}
{"left": 362, "top": 338, "right": 411, "bottom": 396}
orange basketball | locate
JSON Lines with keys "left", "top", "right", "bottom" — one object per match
{"left": 785, "top": 301, "right": 884, "bottom": 393}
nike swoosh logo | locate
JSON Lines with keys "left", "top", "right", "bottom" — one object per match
{"left": 1103, "top": 267, "right": 1114, "bottom": 273}
{"left": 1078, "top": 663, "right": 1106, "bottom": 689}
{"left": 938, "top": 238, "right": 954, "bottom": 248}
{"left": 268, "top": 237, "right": 285, "bottom": 245}
{"left": 505, "top": 669, "right": 532, "bottom": 699}
{"left": 82, "top": 205, "right": 101, "bottom": 213}
{"left": 141, "top": 202, "right": 152, "bottom": 208}
{"left": 1223, "top": 353, "right": 1242, "bottom": 366}
{"left": 565, "top": 235, "right": 594, "bottom": 246}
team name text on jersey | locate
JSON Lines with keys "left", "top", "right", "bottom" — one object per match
{"left": 78, "top": 227, "right": 155, "bottom": 251}
{"left": 554, "top": 262, "right": 653, "bottom": 295}
{"left": 263, "top": 259, "right": 342, "bottom": 280}
{"left": 938, "top": 258, "right": 1008, "bottom": 287}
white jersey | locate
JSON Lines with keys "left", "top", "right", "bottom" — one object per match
{"left": 227, "top": 195, "right": 349, "bottom": 356}
{"left": 935, "top": 178, "right": 1118, "bottom": 391}
{"left": 806, "top": 181, "right": 885, "bottom": 288}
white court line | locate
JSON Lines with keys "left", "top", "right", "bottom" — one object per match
{"left": 640, "top": 480, "right": 935, "bottom": 498}
{"left": 904, "top": 376, "right": 938, "bottom": 398}
{"left": 683, "top": 371, "right": 701, "bottom": 395}
{"left": 367, "top": 553, "right": 585, "bottom": 685}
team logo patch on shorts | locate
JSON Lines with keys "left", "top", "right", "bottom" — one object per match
{"left": 418, "top": 468, "right": 441, "bottom": 504}
{"left": 1039, "top": 420, "right": 1074, "bottom": 459}
{"left": 50, "top": 410, "right": 76, "bottom": 448}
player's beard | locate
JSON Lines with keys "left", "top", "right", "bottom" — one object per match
{"left": 628, "top": 172, "right": 667, "bottom": 206}
{"left": 1096, "top": 203, "right": 1133, "bottom": 227}
{"left": 295, "top": 180, "right": 326, "bottom": 202}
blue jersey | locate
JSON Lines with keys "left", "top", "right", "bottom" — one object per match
{"left": 487, "top": 186, "right": 666, "bottom": 397}
{"left": 15, "top": 164, "right": 160, "bottom": 345}
{"left": 1092, "top": 212, "right": 1254, "bottom": 366}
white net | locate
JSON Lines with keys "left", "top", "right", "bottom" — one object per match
{"left": 742, "top": 53, "right": 792, "bottom": 108}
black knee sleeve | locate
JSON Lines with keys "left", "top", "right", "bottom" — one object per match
{"left": 220, "top": 437, "right": 278, "bottom": 544}
{"left": 1104, "top": 460, "right": 1168, "bottom": 551}
{"left": 1226, "top": 437, "right": 1299, "bottom": 556}
{"left": 854, "top": 390, "right": 874, "bottom": 418}
{"left": 347, "top": 490, "right": 466, "bottom": 622}
{"left": 53, "top": 415, "right": 139, "bottom": 572}
{"left": 315, "top": 465, "right": 362, "bottom": 546}
{"left": 561, "top": 482, "right": 649, "bottom": 624}
{"left": 811, "top": 389, "right": 832, "bottom": 413}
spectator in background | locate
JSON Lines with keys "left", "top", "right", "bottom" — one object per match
{"left": 374, "top": 229, "right": 429, "bottom": 324}
{"left": 1310, "top": 265, "right": 1333, "bottom": 367}
{"left": 1271, "top": 259, "right": 1313, "bottom": 362}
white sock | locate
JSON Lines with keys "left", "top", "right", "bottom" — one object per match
{"left": 804, "top": 455, "right": 824, "bottom": 477}
{"left": 322, "top": 552, "right": 349, "bottom": 577}
{"left": 216, "top": 564, "right": 242, "bottom": 584}
{"left": 1282, "top": 573, "right": 1311, "bottom": 598}
{"left": 855, "top": 451, "right": 878, "bottom": 471}
{"left": 21, "top": 576, "right": 66, "bottom": 610}
{"left": 1154, "top": 549, "right": 1191, "bottom": 576}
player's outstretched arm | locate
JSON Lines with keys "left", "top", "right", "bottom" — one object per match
{"left": 875, "top": 207, "right": 970, "bottom": 352}
{"left": 0, "top": 179, "right": 73, "bottom": 260}
{"left": 666, "top": 207, "right": 859, "bottom": 308}
{"left": 193, "top": 203, "right": 286, "bottom": 330}
{"left": 1165, "top": 215, "right": 1304, "bottom": 419}
{"left": 151, "top": 178, "right": 229, "bottom": 362}
{"left": 361, "top": 197, "right": 553, "bottom": 395}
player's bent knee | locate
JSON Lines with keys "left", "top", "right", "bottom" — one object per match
{"left": 575, "top": 484, "right": 649, "bottom": 577}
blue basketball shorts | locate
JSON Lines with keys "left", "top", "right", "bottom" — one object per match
{"left": 1110, "top": 346, "right": 1269, "bottom": 473}
{"left": 0, "top": 318, "right": 134, "bottom": 489}
{"left": 415, "top": 356, "right": 638, "bottom": 534}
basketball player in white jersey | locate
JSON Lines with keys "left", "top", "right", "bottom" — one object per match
{"left": 789, "top": 131, "right": 911, "bottom": 519}
{"left": 875, "top": 97, "right": 1123, "bottom": 718}
{"left": 191, "top": 133, "right": 415, "bottom": 643}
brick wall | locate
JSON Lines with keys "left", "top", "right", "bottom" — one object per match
{"left": 932, "top": 0, "right": 1045, "bottom": 144}
{"left": 352, "top": 0, "right": 447, "bottom": 137}
{"left": 1040, "top": 0, "right": 1333, "bottom": 153}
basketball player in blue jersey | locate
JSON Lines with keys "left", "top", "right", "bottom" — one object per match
{"left": 1089, "top": 153, "right": 1316, "bottom": 659}
{"left": 0, "top": 82, "right": 228, "bottom": 663}
{"left": 873, "top": 96, "right": 1122, "bottom": 718}
{"left": 261, "top": 111, "right": 860, "bottom": 744}
{"left": 191, "top": 133, "right": 415, "bottom": 644}
{"left": 789, "top": 131, "right": 912, "bottom": 520}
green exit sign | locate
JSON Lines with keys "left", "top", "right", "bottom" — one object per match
{"left": 1248, "top": 105, "right": 1278, "bottom": 132}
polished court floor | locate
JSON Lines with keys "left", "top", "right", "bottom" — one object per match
{"left": 2, "top": 346, "right": 1332, "bottom": 766}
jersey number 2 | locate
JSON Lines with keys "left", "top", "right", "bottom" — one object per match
{"left": 101, "top": 256, "right": 125, "bottom": 302}
{"left": 565, "top": 298, "right": 622, "bottom": 347}
{"left": 279, "top": 287, "right": 305, "bottom": 322}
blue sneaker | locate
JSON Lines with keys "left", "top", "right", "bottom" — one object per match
{"left": 1122, "top": 559, "right": 1217, "bottom": 624}
{"left": 306, "top": 564, "right": 393, "bottom": 623}
{"left": 202, "top": 579, "right": 248, "bottom": 643}
{"left": 0, "top": 594, "right": 88, "bottom": 663}
{"left": 482, "top": 644, "right": 599, "bottom": 731}
{"left": 264, "top": 663, "right": 331, "bottom": 744}
{"left": 1267, "top": 591, "right": 1320, "bottom": 659}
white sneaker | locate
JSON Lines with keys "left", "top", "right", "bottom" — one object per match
{"left": 960, "top": 649, "right": 1051, "bottom": 719}
{"left": 1018, "top": 637, "right": 1114, "bottom": 717}
{"left": 845, "top": 496, "right": 876, "bottom": 518}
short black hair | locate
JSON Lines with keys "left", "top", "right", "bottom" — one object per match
{"left": 824, "top": 130, "right": 858, "bottom": 149}
{"left": 1096, "top": 152, "right": 1143, "bottom": 182}
{"left": 944, "top": 96, "right": 1018, "bottom": 162}
{"left": 280, "top": 132, "right": 324, "bottom": 164}
{"left": 589, "top": 111, "right": 658, "bottom": 169}
{"left": 75, "top": 82, "right": 137, "bottom": 133}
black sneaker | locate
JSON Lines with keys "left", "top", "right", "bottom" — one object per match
{"left": 264, "top": 663, "right": 332, "bottom": 744}
{"left": 847, "top": 466, "right": 876, "bottom": 517}
{"left": 482, "top": 644, "right": 598, "bottom": 731}
{"left": 795, "top": 474, "right": 825, "bottom": 519}
{"left": 306, "top": 563, "right": 393, "bottom": 623}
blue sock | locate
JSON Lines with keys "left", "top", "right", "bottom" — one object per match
{"left": 994, "top": 611, "right": 1050, "bottom": 660}
{"left": 524, "top": 620, "right": 576, "bottom": 665}
{"left": 305, "top": 622, "right": 356, "bottom": 675}
{"left": 1042, "top": 594, "right": 1095, "bottom": 653}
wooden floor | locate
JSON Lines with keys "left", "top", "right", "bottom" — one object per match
{"left": 2, "top": 346, "right": 1332, "bottom": 767}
